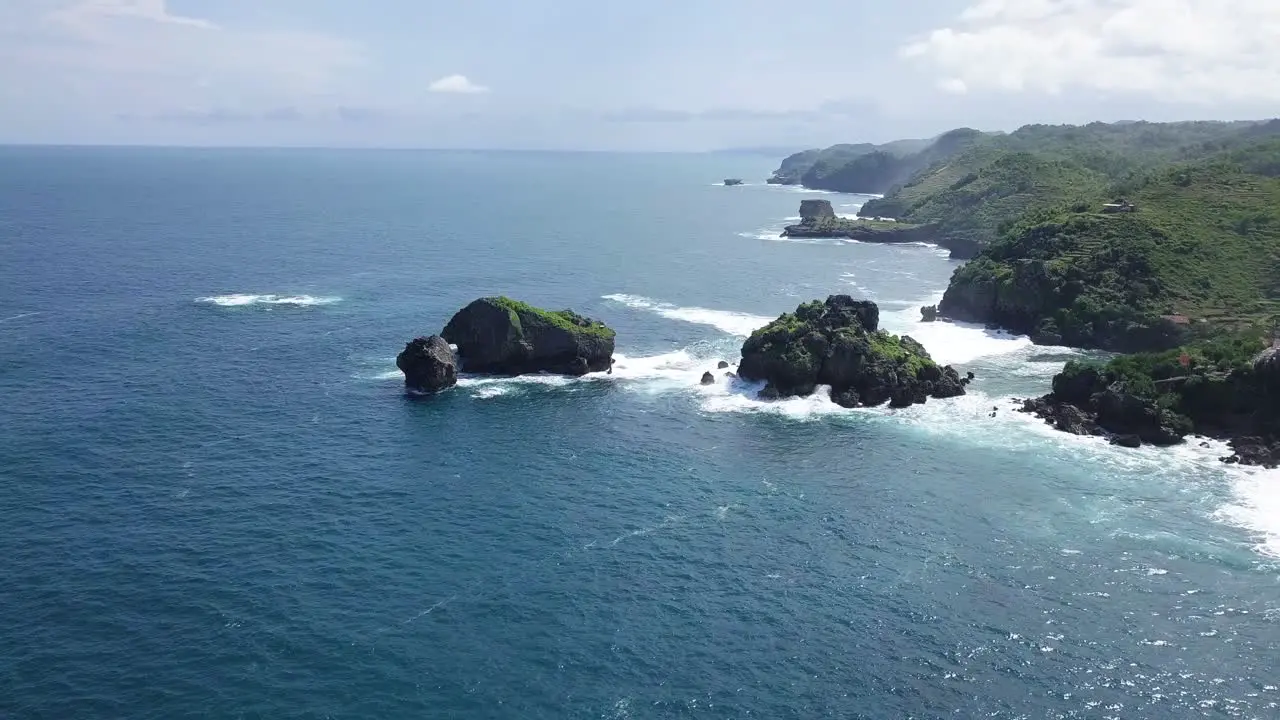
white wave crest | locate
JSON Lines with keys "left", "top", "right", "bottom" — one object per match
{"left": 878, "top": 298, "right": 1038, "bottom": 365}
{"left": 1216, "top": 466, "right": 1280, "bottom": 559}
{"left": 603, "top": 294, "right": 772, "bottom": 337}
{"left": 197, "top": 294, "right": 341, "bottom": 307}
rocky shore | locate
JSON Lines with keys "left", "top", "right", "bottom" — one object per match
{"left": 1018, "top": 342, "right": 1280, "bottom": 467}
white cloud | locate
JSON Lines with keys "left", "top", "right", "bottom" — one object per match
{"left": 0, "top": 0, "right": 369, "bottom": 119}
{"left": 903, "top": 0, "right": 1280, "bottom": 103}
{"left": 428, "top": 74, "right": 490, "bottom": 94}
{"left": 57, "top": 0, "right": 218, "bottom": 28}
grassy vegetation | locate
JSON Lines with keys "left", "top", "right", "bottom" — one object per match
{"left": 774, "top": 119, "right": 1280, "bottom": 351}
{"left": 937, "top": 154, "right": 1280, "bottom": 349}
{"left": 1053, "top": 332, "right": 1268, "bottom": 433}
{"left": 488, "top": 296, "right": 616, "bottom": 339}
{"left": 867, "top": 330, "right": 935, "bottom": 377}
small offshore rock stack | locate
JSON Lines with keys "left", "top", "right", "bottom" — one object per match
{"left": 396, "top": 335, "right": 458, "bottom": 393}
{"left": 779, "top": 200, "right": 939, "bottom": 246}
{"left": 920, "top": 305, "right": 939, "bottom": 322}
{"left": 441, "top": 297, "right": 615, "bottom": 376}
{"left": 723, "top": 178, "right": 744, "bottom": 186}
{"left": 398, "top": 297, "right": 617, "bottom": 394}
{"left": 737, "top": 295, "right": 969, "bottom": 409}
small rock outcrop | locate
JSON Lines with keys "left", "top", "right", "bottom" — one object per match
{"left": 717, "top": 360, "right": 730, "bottom": 369}
{"left": 738, "top": 295, "right": 969, "bottom": 409}
{"left": 1020, "top": 363, "right": 1190, "bottom": 447}
{"left": 396, "top": 335, "right": 458, "bottom": 393}
{"left": 440, "top": 297, "right": 615, "bottom": 376}
{"left": 700, "top": 371, "right": 715, "bottom": 385}
{"left": 920, "top": 305, "right": 938, "bottom": 322}
{"left": 799, "top": 199, "right": 837, "bottom": 222}
{"left": 780, "top": 200, "right": 940, "bottom": 246}
{"left": 723, "top": 178, "right": 744, "bottom": 186}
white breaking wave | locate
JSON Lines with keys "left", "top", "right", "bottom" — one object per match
{"left": 1216, "top": 466, "right": 1280, "bottom": 559}
{"left": 603, "top": 294, "right": 773, "bottom": 337}
{"left": 197, "top": 294, "right": 341, "bottom": 307}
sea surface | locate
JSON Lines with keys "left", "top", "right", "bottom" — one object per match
{"left": 2, "top": 147, "right": 1278, "bottom": 719}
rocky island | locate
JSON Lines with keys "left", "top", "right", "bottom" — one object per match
{"left": 738, "top": 295, "right": 970, "bottom": 409}
{"left": 781, "top": 200, "right": 937, "bottom": 245}
{"left": 723, "top": 178, "right": 744, "bottom": 186}
{"left": 397, "top": 297, "right": 616, "bottom": 393}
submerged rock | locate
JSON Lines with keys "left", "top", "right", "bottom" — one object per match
{"left": 717, "top": 360, "right": 730, "bottom": 369}
{"left": 737, "top": 295, "right": 967, "bottom": 409}
{"left": 396, "top": 335, "right": 458, "bottom": 393}
{"left": 700, "top": 371, "right": 715, "bottom": 385}
{"left": 441, "top": 297, "right": 615, "bottom": 376}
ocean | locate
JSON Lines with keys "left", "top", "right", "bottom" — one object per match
{"left": 1, "top": 146, "right": 1277, "bottom": 719}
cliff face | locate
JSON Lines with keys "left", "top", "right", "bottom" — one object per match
{"left": 767, "top": 148, "right": 824, "bottom": 185}
{"left": 936, "top": 212, "right": 1190, "bottom": 352}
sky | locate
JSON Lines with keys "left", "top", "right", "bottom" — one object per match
{"left": 2, "top": 0, "right": 1279, "bottom": 150}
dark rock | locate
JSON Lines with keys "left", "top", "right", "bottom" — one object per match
{"left": 1110, "top": 434, "right": 1142, "bottom": 448}
{"left": 920, "top": 305, "right": 939, "bottom": 322}
{"left": 831, "top": 388, "right": 861, "bottom": 408}
{"left": 799, "top": 199, "right": 837, "bottom": 222}
{"left": 396, "top": 335, "right": 458, "bottom": 393}
{"left": 780, "top": 199, "right": 942, "bottom": 247}
{"left": 717, "top": 360, "right": 730, "bottom": 369}
{"left": 1095, "top": 382, "right": 1186, "bottom": 446}
{"left": 700, "top": 371, "right": 715, "bottom": 385}
{"left": 441, "top": 297, "right": 615, "bottom": 376}
{"left": 1228, "top": 437, "right": 1280, "bottom": 468}
{"left": 757, "top": 383, "right": 782, "bottom": 401}
{"left": 723, "top": 178, "right": 744, "bottom": 186}
{"left": 738, "top": 295, "right": 965, "bottom": 409}
{"left": 1020, "top": 396, "right": 1100, "bottom": 436}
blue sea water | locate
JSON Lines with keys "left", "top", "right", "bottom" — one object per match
{"left": 2, "top": 146, "right": 1279, "bottom": 719}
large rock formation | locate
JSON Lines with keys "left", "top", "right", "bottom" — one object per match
{"left": 738, "top": 295, "right": 969, "bottom": 408}
{"left": 799, "top": 199, "right": 836, "bottom": 222}
{"left": 396, "top": 335, "right": 458, "bottom": 393}
{"left": 441, "top": 297, "right": 615, "bottom": 376}
{"left": 1021, "top": 361, "right": 1193, "bottom": 449}
{"left": 780, "top": 200, "right": 940, "bottom": 246}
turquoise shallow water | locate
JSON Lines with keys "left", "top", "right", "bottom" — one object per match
{"left": 2, "top": 147, "right": 1278, "bottom": 719}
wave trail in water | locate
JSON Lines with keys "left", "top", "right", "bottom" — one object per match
{"left": 603, "top": 294, "right": 772, "bottom": 337}
{"left": 196, "top": 294, "right": 341, "bottom": 307}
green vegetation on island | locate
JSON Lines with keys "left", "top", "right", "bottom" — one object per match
{"left": 737, "top": 295, "right": 970, "bottom": 408}
{"left": 768, "top": 118, "right": 1280, "bottom": 461}
{"left": 1023, "top": 333, "right": 1280, "bottom": 465}
{"left": 485, "top": 296, "right": 616, "bottom": 340}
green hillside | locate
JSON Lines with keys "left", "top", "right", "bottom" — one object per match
{"left": 937, "top": 159, "right": 1280, "bottom": 351}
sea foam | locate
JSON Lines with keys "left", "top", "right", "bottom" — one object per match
{"left": 603, "top": 294, "right": 772, "bottom": 337}
{"left": 197, "top": 294, "right": 341, "bottom": 307}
